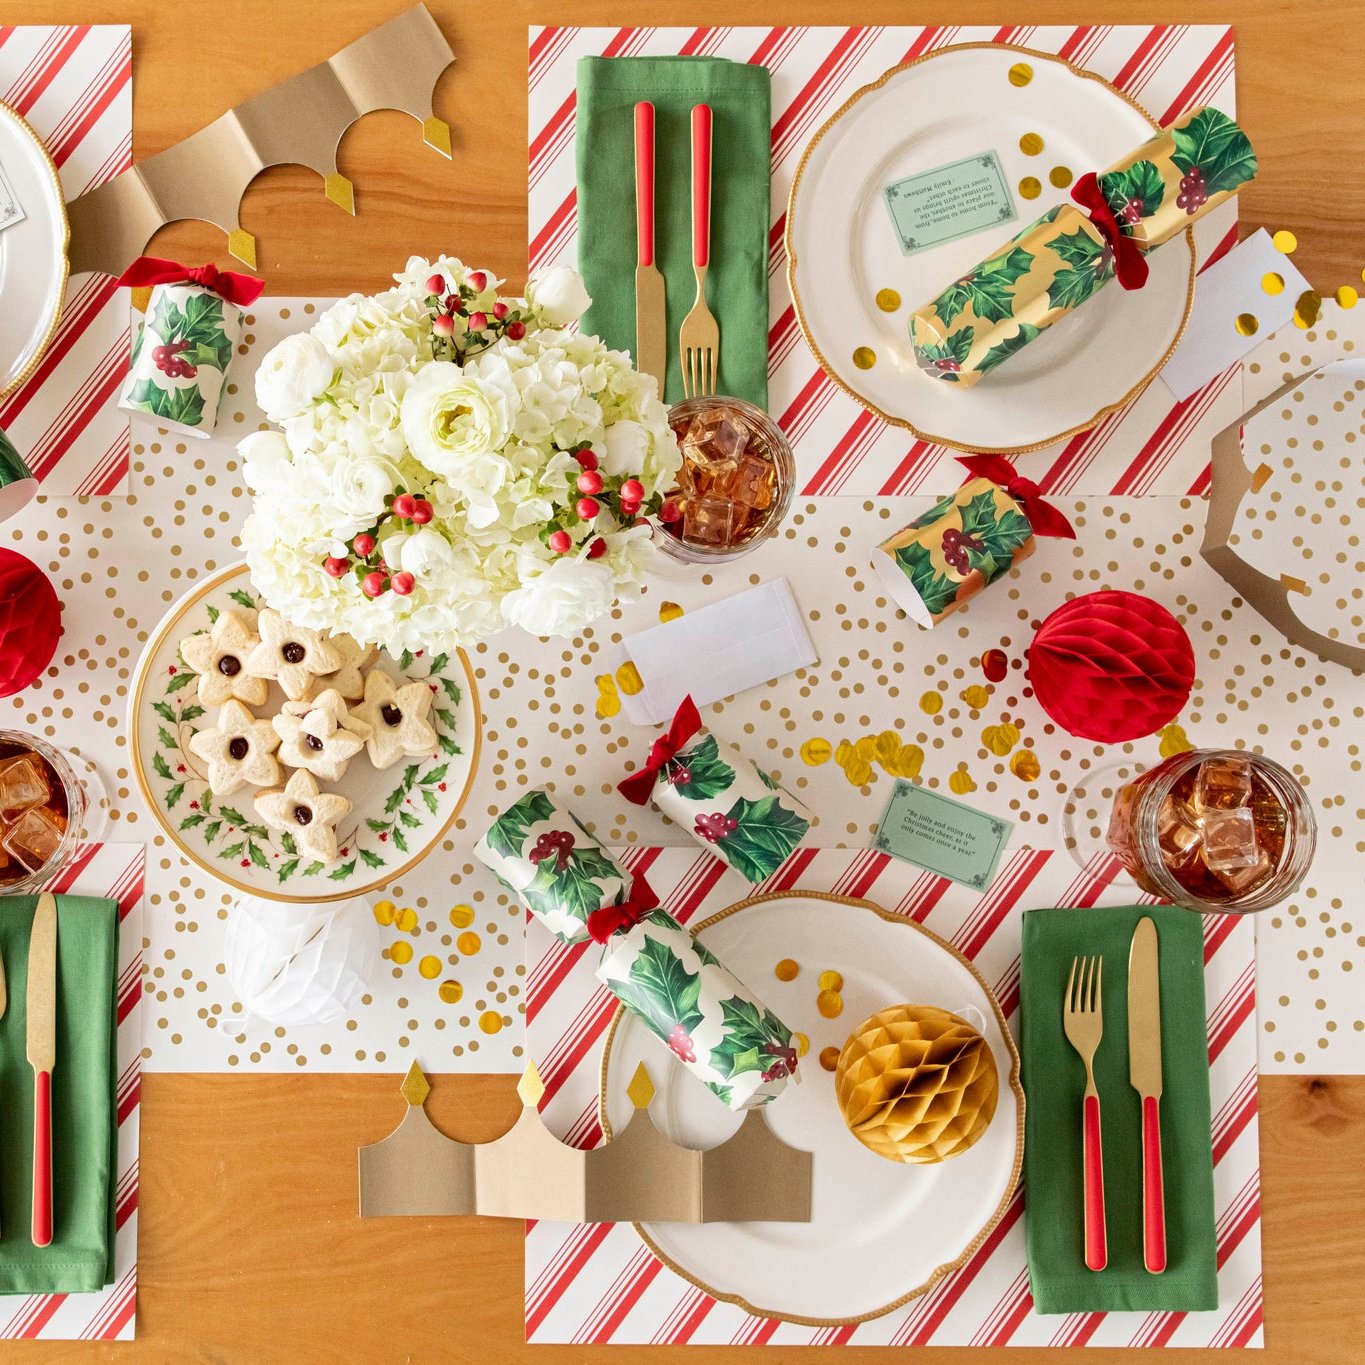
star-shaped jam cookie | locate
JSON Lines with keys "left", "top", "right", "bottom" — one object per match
{"left": 309, "top": 632, "right": 379, "bottom": 702}
{"left": 187, "top": 699, "right": 282, "bottom": 796}
{"left": 253, "top": 769, "right": 353, "bottom": 864}
{"left": 245, "top": 609, "right": 343, "bottom": 700}
{"left": 179, "top": 610, "right": 268, "bottom": 707}
{"left": 273, "top": 688, "right": 371, "bottom": 782}
{"left": 351, "top": 669, "right": 438, "bottom": 769}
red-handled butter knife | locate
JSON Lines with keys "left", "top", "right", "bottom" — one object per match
{"left": 27, "top": 892, "right": 57, "bottom": 1248}
{"left": 1128, "top": 915, "right": 1166, "bottom": 1273}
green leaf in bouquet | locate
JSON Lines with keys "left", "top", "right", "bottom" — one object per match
{"left": 718, "top": 794, "right": 810, "bottom": 883}
{"left": 975, "top": 322, "right": 1043, "bottom": 375}
{"left": 893, "top": 541, "right": 960, "bottom": 619}
{"left": 1099, "top": 159, "right": 1165, "bottom": 225}
{"left": 933, "top": 245, "right": 1034, "bottom": 326}
{"left": 611, "top": 933, "right": 705, "bottom": 1037}
{"left": 667, "top": 734, "right": 736, "bottom": 802}
{"left": 1170, "top": 108, "right": 1257, "bottom": 196}
{"left": 483, "top": 788, "right": 557, "bottom": 859}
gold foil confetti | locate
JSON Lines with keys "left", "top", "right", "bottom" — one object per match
{"left": 960, "top": 684, "right": 991, "bottom": 710}
{"left": 875, "top": 288, "right": 902, "bottom": 312}
{"left": 1018, "top": 176, "right": 1042, "bottom": 200}
{"left": 853, "top": 346, "right": 877, "bottom": 370}
{"left": 919, "top": 691, "right": 943, "bottom": 715}
{"left": 373, "top": 898, "right": 396, "bottom": 926}
{"left": 793, "top": 1031, "right": 810, "bottom": 1057}
{"left": 819, "top": 1046, "right": 841, "bottom": 1072}
{"left": 614, "top": 661, "right": 644, "bottom": 695}
{"left": 1293, "top": 290, "right": 1322, "bottom": 329}
{"left": 658, "top": 600, "right": 684, "bottom": 623}
{"left": 1048, "top": 165, "right": 1073, "bottom": 189}
{"left": 390, "top": 941, "right": 414, "bottom": 965}
{"left": 438, "top": 979, "right": 463, "bottom": 1004}
{"left": 1009, "top": 748, "right": 1041, "bottom": 782}
{"left": 800, "top": 737, "right": 833, "bottom": 766}
{"left": 1158, "top": 723, "right": 1194, "bottom": 757}
{"left": 1235, "top": 312, "right": 1259, "bottom": 336}
{"left": 1337, "top": 285, "right": 1359, "bottom": 309}
{"left": 457, "top": 930, "right": 481, "bottom": 956}
{"left": 1272, "top": 229, "right": 1298, "bottom": 254}
{"left": 479, "top": 1011, "right": 504, "bottom": 1035}
{"left": 1019, "top": 131, "right": 1044, "bottom": 156}
{"left": 948, "top": 768, "right": 977, "bottom": 795}
{"left": 449, "top": 903, "right": 475, "bottom": 928}
{"left": 834, "top": 739, "right": 852, "bottom": 765}
{"left": 874, "top": 731, "right": 900, "bottom": 765}
{"left": 1008, "top": 61, "right": 1034, "bottom": 86}
{"left": 818, "top": 970, "right": 844, "bottom": 992}
{"left": 982, "top": 722, "right": 1020, "bottom": 756}
{"left": 395, "top": 907, "right": 418, "bottom": 933}
{"left": 854, "top": 736, "right": 877, "bottom": 762}
{"left": 775, "top": 958, "right": 800, "bottom": 982}
{"left": 841, "top": 757, "right": 873, "bottom": 787}
{"left": 418, "top": 955, "right": 441, "bottom": 979}
{"left": 817, "top": 989, "right": 844, "bottom": 1019}
{"left": 1262, "top": 271, "right": 1285, "bottom": 295}
{"left": 890, "top": 743, "right": 925, "bottom": 778}
{"left": 595, "top": 673, "right": 620, "bottom": 719}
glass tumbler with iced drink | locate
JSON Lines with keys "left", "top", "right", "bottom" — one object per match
{"left": 0, "top": 731, "right": 90, "bottom": 891}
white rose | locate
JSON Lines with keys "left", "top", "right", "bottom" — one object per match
{"left": 501, "top": 556, "right": 616, "bottom": 638}
{"left": 397, "top": 527, "right": 458, "bottom": 580}
{"left": 237, "top": 430, "right": 292, "bottom": 492}
{"left": 330, "top": 456, "right": 401, "bottom": 524}
{"left": 601, "top": 419, "right": 650, "bottom": 478}
{"left": 526, "top": 265, "right": 591, "bottom": 326}
{"left": 255, "top": 332, "right": 334, "bottom": 420}
{"left": 400, "top": 362, "right": 511, "bottom": 478}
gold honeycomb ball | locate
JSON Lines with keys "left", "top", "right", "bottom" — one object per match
{"left": 834, "top": 1004, "right": 999, "bottom": 1164}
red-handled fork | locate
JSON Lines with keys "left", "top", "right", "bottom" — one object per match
{"left": 1063, "top": 954, "right": 1107, "bottom": 1272}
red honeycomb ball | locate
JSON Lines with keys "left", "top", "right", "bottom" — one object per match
{"left": 1027, "top": 590, "right": 1195, "bottom": 743}
{"left": 0, "top": 547, "right": 62, "bottom": 697}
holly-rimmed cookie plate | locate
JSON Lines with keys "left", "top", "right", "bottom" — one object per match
{"left": 129, "top": 562, "right": 481, "bottom": 902}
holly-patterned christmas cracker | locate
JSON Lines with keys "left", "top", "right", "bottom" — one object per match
{"left": 475, "top": 786, "right": 797, "bottom": 1110}
{"left": 910, "top": 106, "right": 1256, "bottom": 387}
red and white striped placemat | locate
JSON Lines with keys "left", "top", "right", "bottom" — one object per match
{"left": 525, "top": 847, "right": 1262, "bottom": 1348}
{"left": 0, "top": 25, "right": 131, "bottom": 497}
{"left": 528, "top": 24, "right": 1242, "bottom": 499}
{"left": 0, "top": 843, "right": 144, "bottom": 1342}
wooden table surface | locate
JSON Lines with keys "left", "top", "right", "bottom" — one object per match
{"left": 6, "top": 0, "right": 1365, "bottom": 1359}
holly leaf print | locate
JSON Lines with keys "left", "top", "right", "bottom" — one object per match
{"left": 719, "top": 794, "right": 810, "bottom": 883}
{"left": 976, "top": 504, "right": 1034, "bottom": 569}
{"left": 910, "top": 491, "right": 964, "bottom": 532}
{"left": 128, "top": 379, "right": 207, "bottom": 428}
{"left": 933, "top": 246, "right": 1034, "bottom": 327}
{"left": 1099, "top": 159, "right": 1165, "bottom": 226}
{"left": 668, "top": 734, "right": 736, "bottom": 802}
{"left": 709, "top": 996, "right": 793, "bottom": 1081}
{"left": 177, "top": 291, "right": 234, "bottom": 370}
{"left": 522, "top": 848, "right": 614, "bottom": 927}
{"left": 1170, "top": 108, "right": 1257, "bottom": 196}
{"left": 610, "top": 934, "right": 705, "bottom": 1037}
{"left": 1047, "top": 229, "right": 1116, "bottom": 311}
{"left": 893, "top": 541, "right": 960, "bottom": 619}
{"left": 483, "top": 788, "right": 557, "bottom": 859}
{"left": 915, "top": 324, "right": 975, "bottom": 380}
{"left": 976, "top": 322, "right": 1043, "bottom": 375}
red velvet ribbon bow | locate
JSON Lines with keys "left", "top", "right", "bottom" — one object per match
{"left": 586, "top": 873, "right": 659, "bottom": 944}
{"left": 957, "top": 455, "right": 1076, "bottom": 540}
{"left": 115, "top": 256, "right": 266, "bottom": 307}
{"left": 1070, "top": 172, "right": 1149, "bottom": 292}
{"left": 617, "top": 695, "right": 702, "bottom": 806}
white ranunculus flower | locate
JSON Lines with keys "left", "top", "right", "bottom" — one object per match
{"left": 237, "top": 430, "right": 292, "bottom": 492}
{"left": 526, "top": 265, "right": 591, "bottom": 326}
{"left": 601, "top": 419, "right": 651, "bottom": 478}
{"left": 396, "top": 527, "right": 458, "bottom": 580}
{"left": 255, "top": 333, "right": 335, "bottom": 420}
{"left": 400, "top": 362, "right": 511, "bottom": 478}
{"left": 330, "top": 456, "right": 401, "bottom": 524}
{"left": 501, "top": 556, "right": 616, "bottom": 638}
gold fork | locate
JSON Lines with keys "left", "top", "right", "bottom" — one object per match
{"left": 1063, "top": 954, "right": 1107, "bottom": 1272}
{"left": 680, "top": 103, "right": 719, "bottom": 397}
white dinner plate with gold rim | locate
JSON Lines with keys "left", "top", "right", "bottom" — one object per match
{"left": 128, "top": 562, "right": 481, "bottom": 903}
{"left": 0, "top": 99, "right": 68, "bottom": 398}
{"left": 600, "top": 891, "right": 1023, "bottom": 1325}
{"left": 786, "top": 43, "right": 1196, "bottom": 455}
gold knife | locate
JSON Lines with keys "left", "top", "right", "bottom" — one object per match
{"left": 27, "top": 892, "right": 56, "bottom": 1248}
{"left": 633, "top": 101, "right": 666, "bottom": 397}
{"left": 1128, "top": 915, "right": 1166, "bottom": 1273}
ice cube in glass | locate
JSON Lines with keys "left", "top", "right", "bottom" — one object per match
{"left": 711, "top": 416, "right": 749, "bottom": 460}
{"left": 682, "top": 496, "right": 737, "bottom": 547}
{"left": 2, "top": 806, "right": 63, "bottom": 872}
{"left": 1194, "top": 754, "right": 1252, "bottom": 811}
{"left": 1202, "top": 806, "right": 1259, "bottom": 871}
{"left": 728, "top": 452, "right": 775, "bottom": 509}
{"left": 0, "top": 754, "right": 51, "bottom": 821}
{"left": 1156, "top": 792, "right": 1202, "bottom": 857}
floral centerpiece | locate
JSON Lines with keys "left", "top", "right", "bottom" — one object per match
{"left": 239, "top": 258, "right": 681, "bottom": 653}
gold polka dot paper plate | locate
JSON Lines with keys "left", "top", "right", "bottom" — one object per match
{"left": 128, "top": 563, "right": 481, "bottom": 902}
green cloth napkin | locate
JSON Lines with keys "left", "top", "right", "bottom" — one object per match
{"left": 1020, "top": 904, "right": 1218, "bottom": 1313}
{"left": 0, "top": 896, "right": 118, "bottom": 1293}
{"left": 575, "top": 56, "right": 771, "bottom": 408}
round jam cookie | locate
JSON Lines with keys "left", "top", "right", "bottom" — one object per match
{"left": 178, "top": 610, "right": 268, "bottom": 707}
{"left": 253, "top": 768, "right": 353, "bottom": 864}
{"left": 244, "top": 609, "right": 343, "bottom": 701}
{"left": 272, "top": 687, "right": 371, "bottom": 782}
{"left": 352, "top": 668, "right": 438, "bottom": 769}
{"left": 187, "top": 699, "right": 282, "bottom": 796}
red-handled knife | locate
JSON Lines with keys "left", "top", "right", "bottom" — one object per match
{"left": 27, "top": 892, "right": 57, "bottom": 1248}
{"left": 1128, "top": 915, "right": 1166, "bottom": 1273}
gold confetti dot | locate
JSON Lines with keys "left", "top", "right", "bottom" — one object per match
{"left": 614, "top": 661, "right": 643, "bottom": 695}
{"left": 1261, "top": 271, "right": 1285, "bottom": 295}
{"left": 960, "top": 684, "right": 991, "bottom": 710}
{"left": 390, "top": 941, "right": 414, "bottom": 965}
{"left": 1158, "top": 723, "right": 1194, "bottom": 758}
{"left": 817, "top": 989, "right": 844, "bottom": 1019}
{"left": 1009, "top": 748, "right": 1041, "bottom": 782}
{"left": 854, "top": 736, "right": 877, "bottom": 762}
{"left": 1293, "top": 289, "right": 1322, "bottom": 329}
{"left": 395, "top": 907, "right": 418, "bottom": 933}
{"left": 1234, "top": 312, "right": 1259, "bottom": 337}
{"left": 1336, "top": 285, "right": 1359, "bottom": 309}
{"left": 982, "top": 722, "right": 1020, "bottom": 756}
{"left": 657, "top": 600, "right": 684, "bottom": 623}
{"left": 479, "top": 1011, "right": 503, "bottom": 1035}
{"left": 852, "top": 346, "right": 877, "bottom": 370}
{"left": 819, "top": 1046, "right": 841, "bottom": 1072}
{"left": 1019, "top": 131, "right": 1044, "bottom": 156}
{"left": 873, "top": 730, "right": 900, "bottom": 765}
{"left": 919, "top": 691, "right": 943, "bottom": 715}
{"left": 948, "top": 768, "right": 977, "bottom": 795}
{"left": 373, "top": 899, "right": 396, "bottom": 926}
{"left": 818, "top": 970, "right": 844, "bottom": 992}
{"left": 890, "top": 743, "right": 925, "bottom": 778}
{"left": 793, "top": 1031, "right": 810, "bottom": 1057}
{"left": 1272, "top": 229, "right": 1298, "bottom": 254}
{"left": 1048, "top": 166, "right": 1073, "bottom": 189}
{"left": 1008, "top": 61, "right": 1033, "bottom": 87}
{"left": 800, "top": 737, "right": 833, "bottom": 766}
{"left": 875, "top": 288, "right": 902, "bottom": 312}
{"left": 775, "top": 958, "right": 800, "bottom": 982}
{"left": 449, "top": 904, "right": 475, "bottom": 928}
{"left": 457, "top": 930, "right": 482, "bottom": 956}
{"left": 595, "top": 673, "right": 621, "bottom": 719}
{"left": 834, "top": 739, "right": 852, "bottom": 765}
{"left": 1018, "top": 176, "right": 1042, "bottom": 200}
{"left": 418, "top": 955, "right": 441, "bottom": 979}
{"left": 841, "top": 757, "right": 873, "bottom": 787}
{"left": 439, "top": 979, "right": 463, "bottom": 1004}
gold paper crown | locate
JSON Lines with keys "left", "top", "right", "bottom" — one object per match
{"left": 358, "top": 1061, "right": 812, "bottom": 1223}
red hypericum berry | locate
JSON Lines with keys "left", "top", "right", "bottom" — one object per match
{"left": 548, "top": 529, "right": 572, "bottom": 554}
{"left": 410, "top": 499, "right": 434, "bottom": 525}
{"left": 619, "top": 500, "right": 640, "bottom": 520}
{"left": 468, "top": 270, "right": 488, "bottom": 292}
{"left": 586, "top": 537, "right": 607, "bottom": 559}
{"left": 468, "top": 311, "right": 488, "bottom": 331}
{"left": 444, "top": 293, "right": 460, "bottom": 313}
{"left": 432, "top": 314, "right": 454, "bottom": 338}
{"left": 620, "top": 478, "right": 644, "bottom": 502}
{"left": 576, "top": 469, "right": 603, "bottom": 495}
{"left": 324, "top": 556, "right": 349, "bottom": 578}
{"left": 353, "top": 532, "right": 376, "bottom": 557}
{"left": 576, "top": 496, "right": 600, "bottom": 520}
{"left": 659, "top": 498, "right": 682, "bottom": 523}
{"left": 362, "top": 571, "right": 386, "bottom": 598}
{"left": 506, "top": 321, "right": 526, "bottom": 340}
{"left": 574, "top": 449, "right": 599, "bottom": 472}
{"left": 492, "top": 301, "right": 509, "bottom": 320}
{"left": 425, "top": 273, "right": 445, "bottom": 295}
{"left": 391, "top": 571, "right": 416, "bottom": 596}
{"left": 392, "top": 493, "right": 417, "bottom": 519}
